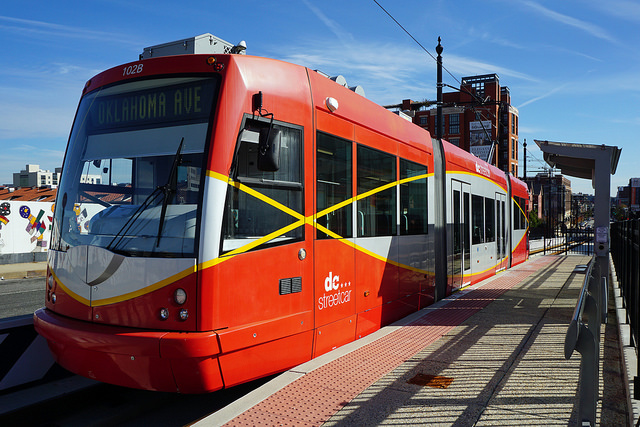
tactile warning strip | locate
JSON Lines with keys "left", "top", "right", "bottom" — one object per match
{"left": 225, "top": 256, "right": 557, "bottom": 426}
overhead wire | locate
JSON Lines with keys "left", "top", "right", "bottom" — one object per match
{"left": 372, "top": 1, "right": 498, "bottom": 145}
{"left": 372, "top": 0, "right": 462, "bottom": 87}
{"left": 374, "top": 0, "right": 545, "bottom": 175}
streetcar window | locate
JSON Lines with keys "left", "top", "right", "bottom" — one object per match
{"left": 357, "top": 145, "right": 396, "bottom": 237}
{"left": 485, "top": 197, "right": 495, "bottom": 242}
{"left": 51, "top": 76, "right": 218, "bottom": 257}
{"left": 514, "top": 197, "right": 527, "bottom": 230}
{"left": 234, "top": 120, "right": 300, "bottom": 184}
{"left": 316, "top": 132, "right": 352, "bottom": 239}
{"left": 464, "top": 192, "right": 471, "bottom": 266}
{"left": 472, "top": 194, "right": 484, "bottom": 244}
{"left": 501, "top": 199, "right": 506, "bottom": 255}
{"left": 518, "top": 197, "right": 528, "bottom": 230}
{"left": 222, "top": 120, "right": 303, "bottom": 253}
{"left": 400, "top": 159, "right": 427, "bottom": 235}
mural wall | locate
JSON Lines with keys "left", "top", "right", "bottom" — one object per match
{"left": 0, "top": 201, "right": 54, "bottom": 255}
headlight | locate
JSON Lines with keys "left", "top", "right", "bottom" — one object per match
{"left": 159, "top": 308, "right": 169, "bottom": 320}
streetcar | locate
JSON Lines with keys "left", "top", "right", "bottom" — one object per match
{"left": 34, "top": 34, "right": 529, "bottom": 393}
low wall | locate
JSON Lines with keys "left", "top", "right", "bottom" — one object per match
{"left": 0, "top": 252, "right": 48, "bottom": 265}
{"left": 0, "top": 201, "right": 54, "bottom": 263}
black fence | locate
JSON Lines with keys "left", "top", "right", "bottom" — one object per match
{"left": 529, "top": 228, "right": 594, "bottom": 256}
{"left": 610, "top": 220, "right": 640, "bottom": 398}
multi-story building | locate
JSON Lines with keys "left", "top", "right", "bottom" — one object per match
{"left": 12, "top": 164, "right": 62, "bottom": 188}
{"left": 525, "top": 172, "right": 572, "bottom": 227}
{"left": 387, "top": 74, "right": 519, "bottom": 175}
{"left": 616, "top": 178, "right": 640, "bottom": 213}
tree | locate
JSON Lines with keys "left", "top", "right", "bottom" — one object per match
{"left": 528, "top": 209, "right": 543, "bottom": 229}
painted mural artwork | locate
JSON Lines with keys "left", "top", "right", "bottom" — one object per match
{"left": 0, "top": 201, "right": 54, "bottom": 254}
{"left": 0, "top": 200, "right": 103, "bottom": 255}
{"left": 0, "top": 202, "right": 10, "bottom": 250}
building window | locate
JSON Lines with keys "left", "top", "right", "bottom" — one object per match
{"left": 511, "top": 137, "right": 516, "bottom": 159}
{"left": 470, "top": 82, "right": 485, "bottom": 99}
{"left": 449, "top": 138, "right": 460, "bottom": 147}
{"left": 419, "top": 116, "right": 429, "bottom": 126}
{"left": 448, "top": 114, "right": 459, "bottom": 134}
{"left": 511, "top": 114, "right": 515, "bottom": 134}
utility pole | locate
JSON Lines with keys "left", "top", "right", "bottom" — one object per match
{"left": 433, "top": 36, "right": 447, "bottom": 303}
{"left": 436, "top": 37, "right": 443, "bottom": 140}
{"left": 523, "top": 138, "right": 527, "bottom": 179}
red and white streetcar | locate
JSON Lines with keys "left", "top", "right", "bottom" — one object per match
{"left": 34, "top": 34, "right": 529, "bottom": 393}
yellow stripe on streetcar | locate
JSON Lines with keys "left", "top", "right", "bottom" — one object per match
{"left": 204, "top": 170, "right": 434, "bottom": 275}
{"left": 58, "top": 167, "right": 520, "bottom": 306}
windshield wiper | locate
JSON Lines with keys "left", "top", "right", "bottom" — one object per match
{"left": 106, "top": 186, "right": 164, "bottom": 252}
{"left": 106, "top": 137, "right": 184, "bottom": 253}
{"left": 155, "top": 138, "right": 184, "bottom": 247}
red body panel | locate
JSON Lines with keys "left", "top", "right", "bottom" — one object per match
{"left": 34, "top": 308, "right": 223, "bottom": 393}
{"left": 510, "top": 176, "right": 530, "bottom": 266}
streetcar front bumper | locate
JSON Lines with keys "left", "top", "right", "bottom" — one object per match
{"left": 33, "top": 308, "right": 224, "bottom": 393}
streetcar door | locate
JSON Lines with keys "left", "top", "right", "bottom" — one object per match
{"left": 496, "top": 192, "right": 507, "bottom": 270}
{"left": 451, "top": 180, "right": 470, "bottom": 289}
{"left": 313, "top": 130, "right": 356, "bottom": 357}
{"left": 463, "top": 187, "right": 471, "bottom": 282}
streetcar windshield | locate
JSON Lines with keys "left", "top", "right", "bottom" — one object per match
{"left": 51, "top": 76, "right": 219, "bottom": 257}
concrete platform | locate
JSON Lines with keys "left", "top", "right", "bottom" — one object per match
{"left": 196, "top": 255, "right": 630, "bottom": 426}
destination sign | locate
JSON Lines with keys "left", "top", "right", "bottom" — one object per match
{"left": 88, "top": 78, "right": 217, "bottom": 131}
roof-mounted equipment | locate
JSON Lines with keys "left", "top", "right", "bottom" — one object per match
{"left": 140, "top": 33, "right": 247, "bottom": 59}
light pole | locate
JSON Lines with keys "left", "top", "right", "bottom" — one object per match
{"left": 436, "top": 37, "right": 443, "bottom": 140}
{"left": 523, "top": 138, "right": 527, "bottom": 179}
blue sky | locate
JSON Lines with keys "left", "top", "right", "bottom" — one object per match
{"left": 1, "top": 0, "right": 639, "bottom": 195}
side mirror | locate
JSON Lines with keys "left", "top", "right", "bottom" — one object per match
{"left": 258, "top": 127, "right": 281, "bottom": 171}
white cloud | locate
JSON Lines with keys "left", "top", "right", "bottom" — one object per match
{"left": 584, "top": 0, "right": 640, "bottom": 23}
{"left": 301, "top": 0, "right": 354, "bottom": 46}
{"left": 443, "top": 55, "right": 539, "bottom": 84}
{"left": 517, "top": 83, "right": 570, "bottom": 109}
{"left": 467, "top": 27, "right": 525, "bottom": 50}
{"left": 518, "top": 1, "right": 616, "bottom": 43}
{"left": 277, "top": 37, "right": 541, "bottom": 107}
{"left": 0, "top": 15, "right": 139, "bottom": 47}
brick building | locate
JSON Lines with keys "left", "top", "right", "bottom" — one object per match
{"left": 616, "top": 177, "right": 640, "bottom": 213}
{"left": 388, "top": 74, "right": 519, "bottom": 175}
{"left": 524, "top": 172, "right": 572, "bottom": 226}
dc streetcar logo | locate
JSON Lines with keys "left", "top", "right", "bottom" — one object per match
{"left": 318, "top": 271, "right": 352, "bottom": 310}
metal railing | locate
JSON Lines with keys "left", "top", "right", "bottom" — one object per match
{"left": 530, "top": 228, "right": 594, "bottom": 256}
{"left": 610, "top": 219, "right": 640, "bottom": 400}
{"left": 564, "top": 256, "right": 607, "bottom": 426}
